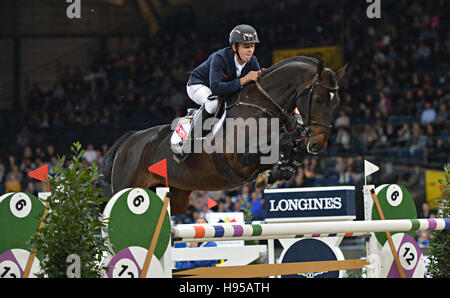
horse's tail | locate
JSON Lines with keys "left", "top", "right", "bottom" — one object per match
{"left": 98, "top": 130, "right": 135, "bottom": 198}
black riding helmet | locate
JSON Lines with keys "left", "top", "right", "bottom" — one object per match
{"left": 229, "top": 24, "right": 260, "bottom": 44}
{"left": 229, "top": 24, "right": 260, "bottom": 61}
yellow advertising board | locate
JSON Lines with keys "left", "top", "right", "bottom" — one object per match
{"left": 273, "top": 45, "right": 342, "bottom": 71}
{"left": 425, "top": 169, "right": 445, "bottom": 209}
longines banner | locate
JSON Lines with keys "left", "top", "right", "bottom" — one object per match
{"left": 273, "top": 45, "right": 343, "bottom": 71}
{"left": 263, "top": 186, "right": 355, "bottom": 220}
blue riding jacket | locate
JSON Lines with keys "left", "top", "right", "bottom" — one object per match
{"left": 188, "top": 47, "right": 261, "bottom": 95}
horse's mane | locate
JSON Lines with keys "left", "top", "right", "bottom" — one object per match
{"left": 261, "top": 56, "right": 337, "bottom": 87}
{"left": 261, "top": 56, "right": 320, "bottom": 77}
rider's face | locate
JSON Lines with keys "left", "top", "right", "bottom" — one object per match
{"left": 234, "top": 43, "right": 255, "bottom": 63}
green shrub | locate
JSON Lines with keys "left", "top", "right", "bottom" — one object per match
{"left": 30, "top": 142, "right": 111, "bottom": 278}
{"left": 427, "top": 164, "right": 450, "bottom": 277}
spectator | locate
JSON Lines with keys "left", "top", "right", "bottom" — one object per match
{"left": 378, "top": 92, "right": 392, "bottom": 116}
{"left": 361, "top": 124, "right": 379, "bottom": 152}
{"left": 216, "top": 200, "right": 226, "bottom": 212}
{"left": 249, "top": 192, "right": 264, "bottom": 220}
{"left": 22, "top": 147, "right": 33, "bottom": 160}
{"left": 309, "top": 158, "right": 324, "bottom": 183}
{"left": 420, "top": 102, "right": 437, "bottom": 124}
{"left": 233, "top": 201, "right": 242, "bottom": 212}
{"left": 362, "top": 94, "right": 377, "bottom": 112}
{"left": 24, "top": 181, "right": 37, "bottom": 196}
{"left": 334, "top": 157, "right": 346, "bottom": 175}
{"left": 409, "top": 123, "right": 427, "bottom": 154}
{"left": 359, "top": 108, "right": 373, "bottom": 125}
{"left": 82, "top": 144, "right": 97, "bottom": 163}
{"left": 417, "top": 230, "right": 431, "bottom": 245}
{"left": 5, "top": 172, "right": 21, "bottom": 193}
{"left": 338, "top": 157, "right": 358, "bottom": 185}
{"left": 223, "top": 196, "right": 232, "bottom": 211}
{"left": 334, "top": 110, "right": 350, "bottom": 128}
{"left": 386, "top": 45, "right": 398, "bottom": 62}
{"left": 382, "top": 123, "right": 397, "bottom": 147}
{"left": 194, "top": 191, "right": 211, "bottom": 212}
{"left": 7, "top": 165, "right": 23, "bottom": 183}
{"left": 403, "top": 91, "right": 417, "bottom": 116}
{"left": 373, "top": 111, "right": 385, "bottom": 138}
{"left": 19, "top": 158, "right": 34, "bottom": 173}
{"left": 424, "top": 124, "right": 436, "bottom": 147}
{"left": 373, "top": 49, "right": 387, "bottom": 65}
{"left": 414, "top": 43, "right": 431, "bottom": 60}
{"left": 397, "top": 124, "right": 411, "bottom": 147}
{"left": 190, "top": 210, "right": 200, "bottom": 223}
{"left": 95, "top": 150, "right": 104, "bottom": 164}
{"left": 435, "top": 102, "right": 448, "bottom": 124}
{"left": 347, "top": 157, "right": 363, "bottom": 184}
{"left": 418, "top": 202, "right": 437, "bottom": 218}
{"left": 240, "top": 185, "right": 251, "bottom": 201}
{"left": 46, "top": 145, "right": 57, "bottom": 160}
{"left": 335, "top": 127, "right": 351, "bottom": 151}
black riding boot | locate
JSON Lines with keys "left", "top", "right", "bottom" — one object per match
{"left": 192, "top": 105, "right": 211, "bottom": 139}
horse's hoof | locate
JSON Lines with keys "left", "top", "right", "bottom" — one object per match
{"left": 255, "top": 171, "right": 270, "bottom": 188}
{"left": 173, "top": 154, "right": 181, "bottom": 164}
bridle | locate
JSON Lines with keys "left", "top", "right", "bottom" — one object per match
{"left": 249, "top": 71, "right": 339, "bottom": 138}
{"left": 224, "top": 65, "right": 339, "bottom": 139}
{"left": 293, "top": 73, "right": 339, "bottom": 139}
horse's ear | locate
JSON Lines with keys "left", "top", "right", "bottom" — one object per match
{"left": 336, "top": 63, "right": 349, "bottom": 81}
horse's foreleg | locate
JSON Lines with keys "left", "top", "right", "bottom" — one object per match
{"left": 166, "top": 188, "right": 192, "bottom": 215}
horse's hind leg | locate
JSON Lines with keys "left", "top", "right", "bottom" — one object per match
{"left": 166, "top": 188, "right": 192, "bottom": 215}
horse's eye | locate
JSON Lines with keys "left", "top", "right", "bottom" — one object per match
{"left": 314, "top": 96, "right": 324, "bottom": 105}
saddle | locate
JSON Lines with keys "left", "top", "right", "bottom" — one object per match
{"left": 171, "top": 95, "right": 227, "bottom": 163}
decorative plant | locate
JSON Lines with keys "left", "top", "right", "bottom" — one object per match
{"left": 30, "top": 142, "right": 111, "bottom": 278}
{"left": 427, "top": 163, "right": 450, "bottom": 277}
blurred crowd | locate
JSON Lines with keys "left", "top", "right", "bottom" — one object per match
{"left": 0, "top": 0, "right": 448, "bottom": 236}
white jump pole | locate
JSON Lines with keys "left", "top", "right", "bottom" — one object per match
{"left": 172, "top": 218, "right": 450, "bottom": 242}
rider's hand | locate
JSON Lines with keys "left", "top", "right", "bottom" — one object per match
{"left": 240, "top": 71, "right": 260, "bottom": 86}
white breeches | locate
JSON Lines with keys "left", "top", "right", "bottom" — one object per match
{"left": 186, "top": 84, "right": 219, "bottom": 114}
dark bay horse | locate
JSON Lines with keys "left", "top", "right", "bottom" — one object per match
{"left": 99, "top": 56, "right": 347, "bottom": 215}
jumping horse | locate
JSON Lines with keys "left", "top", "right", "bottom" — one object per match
{"left": 99, "top": 56, "right": 347, "bottom": 215}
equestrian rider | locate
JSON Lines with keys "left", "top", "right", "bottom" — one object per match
{"left": 171, "top": 24, "right": 263, "bottom": 158}
{"left": 187, "top": 24, "right": 262, "bottom": 115}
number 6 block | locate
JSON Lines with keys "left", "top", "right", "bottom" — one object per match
{"left": 0, "top": 193, "right": 46, "bottom": 259}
